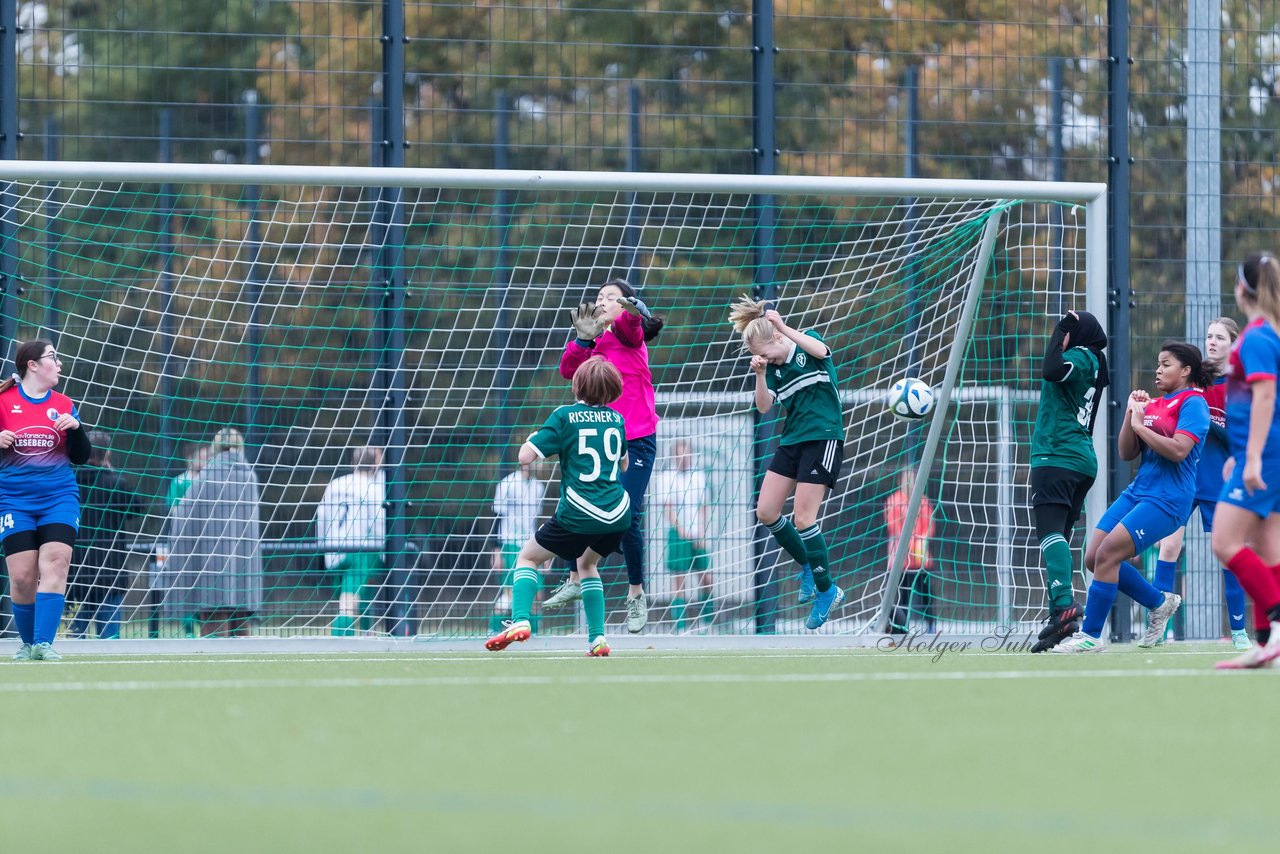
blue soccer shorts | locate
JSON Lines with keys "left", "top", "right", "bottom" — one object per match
{"left": 1096, "top": 491, "right": 1182, "bottom": 553}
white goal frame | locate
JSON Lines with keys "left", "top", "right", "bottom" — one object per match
{"left": 0, "top": 161, "right": 1108, "bottom": 650}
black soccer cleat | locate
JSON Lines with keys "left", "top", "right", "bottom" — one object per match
{"left": 1031, "top": 603, "right": 1084, "bottom": 653}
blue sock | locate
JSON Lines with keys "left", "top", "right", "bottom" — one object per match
{"left": 1081, "top": 580, "right": 1118, "bottom": 638}
{"left": 1153, "top": 559, "right": 1178, "bottom": 594}
{"left": 1223, "top": 568, "right": 1248, "bottom": 632}
{"left": 11, "top": 602, "right": 34, "bottom": 645}
{"left": 1118, "top": 562, "right": 1165, "bottom": 610}
{"left": 33, "top": 592, "right": 65, "bottom": 645}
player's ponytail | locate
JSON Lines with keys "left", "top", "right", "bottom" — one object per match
{"left": 1161, "top": 340, "right": 1216, "bottom": 390}
{"left": 0, "top": 373, "right": 16, "bottom": 396}
{"left": 1239, "top": 253, "right": 1280, "bottom": 329}
{"left": 728, "top": 294, "right": 775, "bottom": 352}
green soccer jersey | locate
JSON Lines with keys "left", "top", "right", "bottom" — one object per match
{"left": 1031, "top": 347, "right": 1100, "bottom": 476}
{"left": 527, "top": 403, "right": 632, "bottom": 534}
{"left": 764, "top": 331, "right": 845, "bottom": 446}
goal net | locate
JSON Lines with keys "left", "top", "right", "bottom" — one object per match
{"left": 0, "top": 163, "right": 1105, "bottom": 641}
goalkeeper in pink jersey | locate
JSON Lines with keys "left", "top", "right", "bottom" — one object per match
{"left": 543, "top": 278, "right": 666, "bottom": 633}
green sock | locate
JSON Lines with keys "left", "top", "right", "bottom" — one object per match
{"left": 698, "top": 594, "right": 714, "bottom": 626}
{"left": 512, "top": 567, "right": 542, "bottom": 623}
{"left": 581, "top": 577, "right": 605, "bottom": 640}
{"left": 798, "top": 525, "right": 832, "bottom": 592}
{"left": 763, "top": 516, "right": 808, "bottom": 565}
{"left": 1040, "top": 534, "right": 1075, "bottom": 611}
{"left": 672, "top": 596, "right": 687, "bottom": 631}
{"left": 331, "top": 615, "right": 355, "bottom": 637}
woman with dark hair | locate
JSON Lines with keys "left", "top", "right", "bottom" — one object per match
{"left": 545, "top": 277, "right": 666, "bottom": 633}
{"left": 1148, "top": 317, "right": 1251, "bottom": 650}
{"left": 1054, "top": 341, "right": 1214, "bottom": 653}
{"left": 0, "top": 339, "right": 92, "bottom": 660}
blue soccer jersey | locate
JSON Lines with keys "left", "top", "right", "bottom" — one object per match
{"left": 1225, "top": 317, "right": 1280, "bottom": 465}
{"left": 1123, "top": 387, "right": 1209, "bottom": 521}
{"left": 1195, "top": 377, "right": 1229, "bottom": 503}
{"left": 0, "top": 384, "right": 80, "bottom": 503}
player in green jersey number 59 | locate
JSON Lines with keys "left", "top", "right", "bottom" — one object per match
{"left": 486, "top": 357, "right": 631, "bottom": 657}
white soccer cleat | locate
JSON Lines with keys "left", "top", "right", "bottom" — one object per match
{"left": 1138, "top": 592, "right": 1182, "bottom": 648}
{"left": 542, "top": 578, "right": 582, "bottom": 610}
{"left": 1231, "top": 629, "right": 1254, "bottom": 652}
{"left": 1049, "top": 631, "right": 1105, "bottom": 653}
{"left": 1217, "top": 628, "right": 1280, "bottom": 670}
{"left": 625, "top": 592, "right": 648, "bottom": 634}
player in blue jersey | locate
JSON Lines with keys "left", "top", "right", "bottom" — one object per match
{"left": 0, "top": 340, "right": 92, "bottom": 661}
{"left": 1054, "top": 342, "right": 1213, "bottom": 652}
{"left": 1211, "top": 253, "right": 1280, "bottom": 669}
{"left": 1149, "top": 318, "right": 1252, "bottom": 649}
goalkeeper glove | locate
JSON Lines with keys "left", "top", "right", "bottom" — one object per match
{"left": 569, "top": 303, "right": 607, "bottom": 346}
{"left": 616, "top": 295, "right": 652, "bottom": 319}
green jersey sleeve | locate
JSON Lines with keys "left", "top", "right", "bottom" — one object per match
{"left": 527, "top": 408, "right": 566, "bottom": 459}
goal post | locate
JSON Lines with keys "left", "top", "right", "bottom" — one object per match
{"left": 0, "top": 161, "right": 1106, "bottom": 643}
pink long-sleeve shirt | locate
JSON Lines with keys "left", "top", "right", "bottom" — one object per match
{"left": 558, "top": 311, "right": 659, "bottom": 441}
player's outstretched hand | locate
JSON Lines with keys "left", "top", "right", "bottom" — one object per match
{"left": 569, "top": 303, "right": 607, "bottom": 341}
{"left": 616, "top": 295, "right": 652, "bottom": 319}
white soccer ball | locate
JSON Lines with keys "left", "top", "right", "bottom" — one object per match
{"left": 887, "top": 377, "right": 935, "bottom": 420}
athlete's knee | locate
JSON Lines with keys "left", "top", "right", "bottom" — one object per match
{"left": 756, "top": 506, "right": 780, "bottom": 526}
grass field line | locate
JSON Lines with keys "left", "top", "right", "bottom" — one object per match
{"left": 2, "top": 648, "right": 1235, "bottom": 667}
{"left": 0, "top": 666, "right": 1254, "bottom": 693}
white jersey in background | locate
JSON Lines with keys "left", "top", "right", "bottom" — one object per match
{"left": 316, "top": 470, "right": 386, "bottom": 570}
{"left": 493, "top": 470, "right": 546, "bottom": 546}
{"left": 660, "top": 468, "right": 708, "bottom": 540}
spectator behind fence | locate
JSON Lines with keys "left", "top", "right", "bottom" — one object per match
{"left": 154, "top": 442, "right": 211, "bottom": 637}
{"left": 490, "top": 458, "right": 546, "bottom": 632}
{"left": 660, "top": 439, "right": 714, "bottom": 632}
{"left": 886, "top": 467, "right": 936, "bottom": 634}
{"left": 68, "top": 431, "right": 143, "bottom": 639}
{"left": 316, "top": 446, "right": 386, "bottom": 636}
{"left": 168, "top": 428, "right": 262, "bottom": 637}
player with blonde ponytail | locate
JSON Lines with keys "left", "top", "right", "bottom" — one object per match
{"left": 729, "top": 295, "right": 847, "bottom": 630}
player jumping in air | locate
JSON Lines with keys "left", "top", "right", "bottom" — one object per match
{"left": 545, "top": 278, "right": 665, "bottom": 634}
{"left": 485, "top": 357, "right": 631, "bottom": 657}
{"left": 1028, "top": 310, "right": 1109, "bottom": 652}
{"left": 1054, "top": 342, "right": 1212, "bottom": 652}
{"left": 728, "top": 295, "right": 846, "bottom": 631}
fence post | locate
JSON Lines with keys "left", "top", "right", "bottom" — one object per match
{"left": 42, "top": 118, "right": 59, "bottom": 344}
{"left": 242, "top": 91, "right": 266, "bottom": 461}
{"left": 623, "top": 83, "right": 642, "bottom": 285}
{"left": 0, "top": 0, "right": 16, "bottom": 638}
{"left": 1183, "top": 0, "right": 1223, "bottom": 641}
{"left": 751, "top": 0, "right": 779, "bottom": 634}
{"left": 379, "top": 0, "right": 412, "bottom": 636}
{"left": 493, "top": 91, "right": 515, "bottom": 462}
{"left": 1106, "top": 0, "right": 1133, "bottom": 643}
